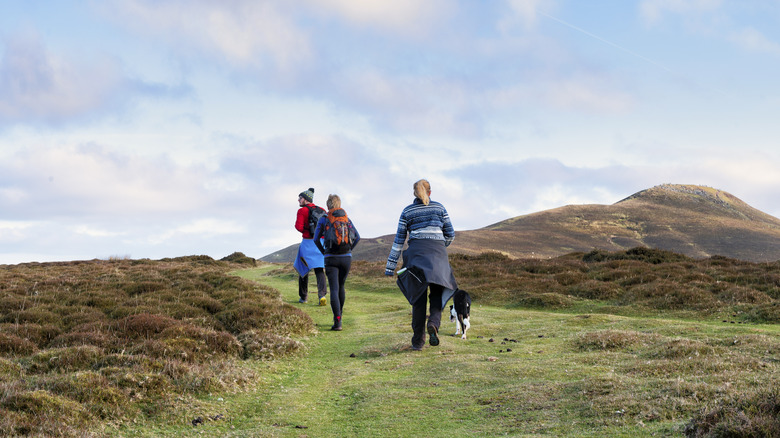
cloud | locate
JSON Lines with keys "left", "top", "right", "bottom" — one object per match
{"left": 74, "top": 225, "right": 125, "bottom": 238}
{"left": 502, "top": 0, "right": 557, "bottom": 30}
{"left": 0, "top": 143, "right": 212, "bottom": 219}
{"left": 331, "top": 68, "right": 483, "bottom": 137}
{"left": 640, "top": 0, "right": 723, "bottom": 25}
{"left": 729, "top": 27, "right": 780, "bottom": 55}
{"left": 483, "top": 68, "right": 635, "bottom": 117}
{"left": 307, "top": 0, "right": 452, "bottom": 37}
{"left": 0, "top": 33, "right": 125, "bottom": 125}
{"left": 0, "top": 220, "right": 35, "bottom": 244}
{"left": 443, "top": 159, "right": 653, "bottom": 228}
{"left": 103, "top": 0, "right": 312, "bottom": 74}
{"left": 147, "top": 218, "right": 247, "bottom": 245}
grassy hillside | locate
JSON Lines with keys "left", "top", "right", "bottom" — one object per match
{"left": 0, "top": 254, "right": 311, "bottom": 437}
{"left": 1, "top": 248, "right": 779, "bottom": 436}
{"left": 262, "top": 184, "right": 780, "bottom": 263}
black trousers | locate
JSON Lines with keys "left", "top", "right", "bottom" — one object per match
{"left": 411, "top": 283, "right": 444, "bottom": 348}
{"left": 298, "top": 267, "right": 326, "bottom": 301}
{"left": 325, "top": 256, "right": 351, "bottom": 318}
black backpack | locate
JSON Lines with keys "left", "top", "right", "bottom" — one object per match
{"left": 305, "top": 205, "right": 326, "bottom": 235}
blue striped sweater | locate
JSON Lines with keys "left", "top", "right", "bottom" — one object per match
{"left": 385, "top": 198, "right": 454, "bottom": 275}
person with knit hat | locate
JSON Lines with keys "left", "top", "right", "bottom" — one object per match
{"left": 293, "top": 188, "right": 327, "bottom": 305}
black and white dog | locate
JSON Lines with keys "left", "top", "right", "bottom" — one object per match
{"left": 449, "top": 289, "right": 471, "bottom": 339}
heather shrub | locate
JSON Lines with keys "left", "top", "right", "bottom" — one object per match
{"left": 623, "top": 280, "right": 716, "bottom": 310}
{"left": 60, "top": 307, "right": 109, "bottom": 329}
{"left": 216, "top": 298, "right": 276, "bottom": 333}
{"left": 515, "top": 292, "right": 573, "bottom": 308}
{"left": 49, "top": 330, "right": 114, "bottom": 349}
{"left": 101, "top": 367, "right": 173, "bottom": 397}
{"left": 160, "top": 301, "right": 210, "bottom": 319}
{"left": 716, "top": 285, "right": 772, "bottom": 305}
{"left": 743, "top": 302, "right": 780, "bottom": 323}
{"left": 583, "top": 247, "right": 690, "bottom": 264}
{"left": 182, "top": 292, "right": 225, "bottom": 314}
{"left": 1, "top": 308, "right": 59, "bottom": 325}
{"left": 26, "top": 345, "right": 105, "bottom": 373}
{"left": 107, "top": 305, "right": 165, "bottom": 319}
{"left": 567, "top": 280, "right": 623, "bottom": 300}
{"left": 1, "top": 390, "right": 90, "bottom": 432}
{"left": 0, "top": 408, "right": 26, "bottom": 437}
{"left": 516, "top": 276, "right": 566, "bottom": 295}
{"left": 158, "top": 324, "right": 242, "bottom": 360}
{"left": 0, "top": 358, "right": 22, "bottom": 382}
{"left": 0, "top": 333, "right": 38, "bottom": 356}
{"left": 0, "top": 323, "right": 62, "bottom": 348}
{"left": 124, "top": 280, "right": 168, "bottom": 295}
{"left": 221, "top": 251, "right": 257, "bottom": 266}
{"left": 554, "top": 271, "right": 588, "bottom": 286}
{"left": 451, "top": 251, "right": 511, "bottom": 264}
{"left": 41, "top": 371, "right": 132, "bottom": 419}
{"left": 115, "top": 313, "right": 177, "bottom": 339}
{"left": 217, "top": 298, "right": 313, "bottom": 336}
{"left": 0, "top": 295, "right": 25, "bottom": 313}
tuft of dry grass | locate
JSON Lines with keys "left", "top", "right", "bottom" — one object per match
{"left": 685, "top": 387, "right": 780, "bottom": 437}
{"left": 574, "top": 329, "right": 658, "bottom": 351}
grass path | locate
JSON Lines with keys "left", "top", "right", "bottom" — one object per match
{"left": 126, "top": 264, "right": 780, "bottom": 437}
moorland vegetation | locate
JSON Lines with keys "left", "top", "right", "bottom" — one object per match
{"left": 0, "top": 253, "right": 311, "bottom": 436}
{"left": 1, "top": 247, "right": 779, "bottom": 436}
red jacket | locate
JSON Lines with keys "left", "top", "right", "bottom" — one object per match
{"left": 296, "top": 203, "right": 316, "bottom": 238}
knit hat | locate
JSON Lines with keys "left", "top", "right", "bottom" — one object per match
{"left": 299, "top": 187, "right": 314, "bottom": 203}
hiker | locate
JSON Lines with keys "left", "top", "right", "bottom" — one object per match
{"left": 385, "top": 179, "right": 458, "bottom": 350}
{"left": 313, "top": 194, "right": 360, "bottom": 331}
{"left": 294, "top": 188, "right": 327, "bottom": 305}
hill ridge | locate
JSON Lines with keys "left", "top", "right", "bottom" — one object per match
{"left": 262, "top": 184, "right": 780, "bottom": 263}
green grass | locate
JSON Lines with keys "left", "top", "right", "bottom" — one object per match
{"left": 3, "top": 252, "right": 778, "bottom": 436}
{"left": 110, "top": 262, "right": 780, "bottom": 437}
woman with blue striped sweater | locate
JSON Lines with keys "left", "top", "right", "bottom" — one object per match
{"left": 385, "top": 179, "right": 458, "bottom": 350}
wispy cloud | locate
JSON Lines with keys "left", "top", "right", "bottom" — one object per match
{"left": 639, "top": 0, "right": 723, "bottom": 26}
{"left": 102, "top": 0, "right": 313, "bottom": 74}
{"left": 729, "top": 27, "right": 780, "bottom": 55}
{"left": 0, "top": 33, "right": 125, "bottom": 125}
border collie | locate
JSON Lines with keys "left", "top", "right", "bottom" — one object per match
{"left": 449, "top": 289, "right": 471, "bottom": 339}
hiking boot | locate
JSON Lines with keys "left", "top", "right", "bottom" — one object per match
{"left": 427, "top": 325, "right": 439, "bottom": 346}
{"left": 319, "top": 296, "right": 327, "bottom": 306}
{"left": 331, "top": 316, "right": 342, "bottom": 331}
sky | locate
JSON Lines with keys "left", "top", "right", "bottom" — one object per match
{"left": 2, "top": 0, "right": 780, "bottom": 264}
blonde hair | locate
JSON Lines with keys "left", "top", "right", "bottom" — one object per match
{"left": 413, "top": 179, "right": 431, "bottom": 205}
{"left": 327, "top": 194, "right": 341, "bottom": 210}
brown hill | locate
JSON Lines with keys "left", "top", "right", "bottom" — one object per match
{"left": 261, "top": 184, "right": 780, "bottom": 263}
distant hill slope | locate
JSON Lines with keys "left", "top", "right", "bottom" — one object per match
{"left": 261, "top": 184, "right": 780, "bottom": 263}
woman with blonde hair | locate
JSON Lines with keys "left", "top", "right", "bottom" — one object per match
{"left": 314, "top": 194, "right": 360, "bottom": 331}
{"left": 385, "top": 179, "right": 458, "bottom": 350}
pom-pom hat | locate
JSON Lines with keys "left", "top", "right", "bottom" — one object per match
{"left": 299, "top": 187, "right": 314, "bottom": 203}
